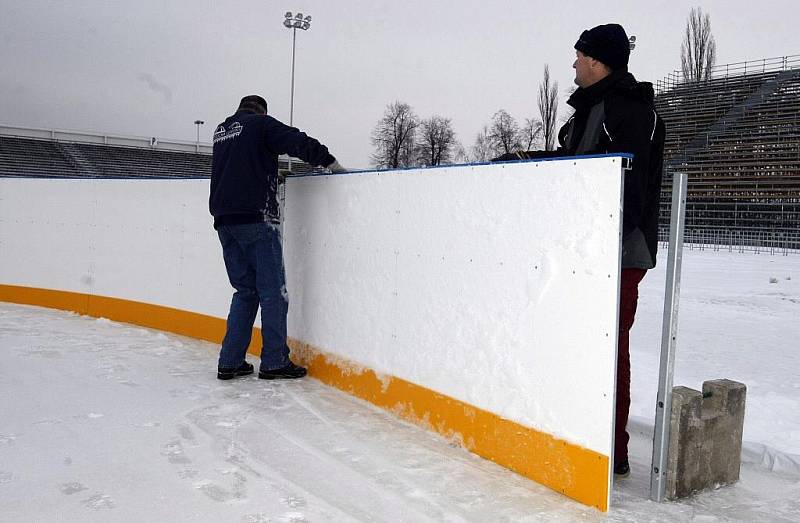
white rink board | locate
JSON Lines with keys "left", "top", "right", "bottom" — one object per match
{"left": 0, "top": 178, "right": 232, "bottom": 319}
{"left": 0, "top": 155, "right": 624, "bottom": 456}
{"left": 284, "top": 157, "right": 624, "bottom": 455}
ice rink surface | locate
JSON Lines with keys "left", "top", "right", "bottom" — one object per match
{"left": 1, "top": 249, "right": 799, "bottom": 522}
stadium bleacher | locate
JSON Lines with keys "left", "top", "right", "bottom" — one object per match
{"left": 0, "top": 136, "right": 80, "bottom": 178}
{"left": 0, "top": 127, "right": 311, "bottom": 179}
{"left": 654, "top": 55, "right": 800, "bottom": 251}
{"left": 0, "top": 136, "right": 210, "bottom": 178}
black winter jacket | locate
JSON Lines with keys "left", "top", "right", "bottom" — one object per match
{"left": 559, "top": 70, "right": 666, "bottom": 269}
{"left": 209, "top": 109, "right": 335, "bottom": 227}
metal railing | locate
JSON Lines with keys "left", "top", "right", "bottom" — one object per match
{"left": 658, "top": 228, "right": 800, "bottom": 255}
{"left": 0, "top": 123, "right": 213, "bottom": 154}
{"left": 655, "top": 55, "right": 800, "bottom": 92}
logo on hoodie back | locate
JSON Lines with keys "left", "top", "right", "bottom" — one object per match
{"left": 213, "top": 122, "right": 243, "bottom": 144}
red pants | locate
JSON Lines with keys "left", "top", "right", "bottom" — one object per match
{"left": 615, "top": 268, "right": 647, "bottom": 464}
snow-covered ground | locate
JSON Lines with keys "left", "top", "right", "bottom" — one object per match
{"left": 631, "top": 246, "right": 800, "bottom": 474}
{"left": 1, "top": 248, "right": 799, "bottom": 521}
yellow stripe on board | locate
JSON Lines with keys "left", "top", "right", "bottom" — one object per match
{"left": 0, "top": 284, "right": 231, "bottom": 346}
{"left": 288, "top": 339, "right": 609, "bottom": 511}
{"left": 0, "top": 284, "right": 609, "bottom": 511}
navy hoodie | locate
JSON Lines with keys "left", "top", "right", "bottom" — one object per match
{"left": 209, "top": 109, "right": 335, "bottom": 227}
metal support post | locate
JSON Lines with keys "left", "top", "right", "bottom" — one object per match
{"left": 650, "top": 172, "right": 689, "bottom": 502}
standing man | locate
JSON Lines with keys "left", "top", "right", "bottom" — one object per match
{"left": 210, "top": 94, "right": 345, "bottom": 381}
{"left": 558, "top": 24, "right": 666, "bottom": 477}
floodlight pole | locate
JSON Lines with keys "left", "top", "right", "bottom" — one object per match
{"left": 194, "top": 120, "right": 204, "bottom": 152}
{"left": 283, "top": 11, "right": 312, "bottom": 173}
{"left": 650, "top": 172, "right": 689, "bottom": 502}
{"left": 288, "top": 27, "right": 296, "bottom": 173}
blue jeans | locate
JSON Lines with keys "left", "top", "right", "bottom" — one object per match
{"left": 217, "top": 222, "right": 289, "bottom": 372}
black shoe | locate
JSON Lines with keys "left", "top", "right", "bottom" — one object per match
{"left": 217, "top": 361, "right": 254, "bottom": 380}
{"left": 614, "top": 460, "right": 630, "bottom": 478}
{"left": 258, "top": 361, "right": 307, "bottom": 380}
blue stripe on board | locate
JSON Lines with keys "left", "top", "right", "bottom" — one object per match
{"left": 287, "top": 153, "right": 634, "bottom": 179}
{"left": 0, "top": 153, "right": 632, "bottom": 180}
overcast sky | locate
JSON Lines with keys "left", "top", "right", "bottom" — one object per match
{"left": 1, "top": 0, "right": 798, "bottom": 168}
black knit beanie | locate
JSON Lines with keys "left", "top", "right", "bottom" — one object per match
{"left": 574, "top": 24, "right": 630, "bottom": 71}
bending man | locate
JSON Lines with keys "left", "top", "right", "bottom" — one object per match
{"left": 210, "top": 95, "right": 345, "bottom": 381}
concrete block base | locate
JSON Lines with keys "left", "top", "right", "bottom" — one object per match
{"left": 666, "top": 379, "right": 747, "bottom": 500}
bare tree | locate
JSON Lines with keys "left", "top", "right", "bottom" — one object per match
{"left": 371, "top": 101, "right": 419, "bottom": 168}
{"left": 470, "top": 125, "right": 493, "bottom": 162}
{"left": 538, "top": 65, "right": 559, "bottom": 151}
{"left": 488, "top": 110, "right": 521, "bottom": 156}
{"left": 452, "top": 143, "right": 469, "bottom": 164}
{"left": 399, "top": 126, "right": 418, "bottom": 167}
{"left": 681, "top": 7, "right": 716, "bottom": 82}
{"left": 521, "top": 118, "right": 543, "bottom": 150}
{"left": 417, "top": 115, "right": 457, "bottom": 166}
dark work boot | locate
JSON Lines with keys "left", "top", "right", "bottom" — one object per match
{"left": 258, "top": 361, "right": 307, "bottom": 380}
{"left": 614, "top": 459, "right": 630, "bottom": 478}
{"left": 217, "top": 360, "right": 255, "bottom": 380}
